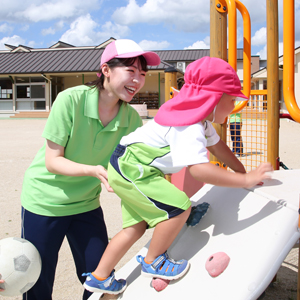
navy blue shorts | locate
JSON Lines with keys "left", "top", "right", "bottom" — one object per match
{"left": 21, "top": 207, "right": 108, "bottom": 300}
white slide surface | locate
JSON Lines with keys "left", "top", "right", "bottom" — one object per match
{"left": 89, "top": 169, "right": 300, "bottom": 300}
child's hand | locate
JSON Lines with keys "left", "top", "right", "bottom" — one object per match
{"left": 244, "top": 163, "right": 273, "bottom": 188}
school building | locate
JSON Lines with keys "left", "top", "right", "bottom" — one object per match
{"left": 251, "top": 46, "right": 300, "bottom": 113}
{"left": 3, "top": 37, "right": 298, "bottom": 118}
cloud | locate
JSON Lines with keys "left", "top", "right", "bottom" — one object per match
{"left": 256, "top": 43, "right": 282, "bottom": 60}
{"left": 101, "top": 21, "right": 130, "bottom": 38}
{"left": 112, "top": 0, "right": 210, "bottom": 33}
{"left": 42, "top": 21, "right": 66, "bottom": 36}
{"left": 256, "top": 46, "right": 266, "bottom": 60}
{"left": 238, "top": 0, "right": 266, "bottom": 24}
{"left": 42, "top": 27, "right": 56, "bottom": 36}
{"left": 184, "top": 37, "right": 210, "bottom": 49}
{"left": 138, "top": 40, "right": 170, "bottom": 50}
{"left": 20, "top": 24, "right": 30, "bottom": 32}
{"left": 252, "top": 27, "right": 266, "bottom": 46}
{"left": 0, "top": 0, "right": 100, "bottom": 23}
{"left": 0, "top": 35, "right": 25, "bottom": 50}
{"left": 0, "top": 23, "right": 13, "bottom": 34}
{"left": 56, "top": 21, "right": 65, "bottom": 30}
{"left": 27, "top": 40, "right": 36, "bottom": 48}
{"left": 60, "top": 14, "right": 129, "bottom": 46}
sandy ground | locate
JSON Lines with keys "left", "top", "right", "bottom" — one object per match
{"left": 0, "top": 117, "right": 300, "bottom": 300}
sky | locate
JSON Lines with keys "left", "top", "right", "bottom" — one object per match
{"left": 0, "top": 0, "right": 300, "bottom": 60}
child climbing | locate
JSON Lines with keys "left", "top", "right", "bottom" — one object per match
{"left": 83, "top": 56, "right": 273, "bottom": 295}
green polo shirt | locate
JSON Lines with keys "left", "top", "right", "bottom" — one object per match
{"left": 229, "top": 113, "right": 242, "bottom": 123}
{"left": 21, "top": 85, "right": 142, "bottom": 216}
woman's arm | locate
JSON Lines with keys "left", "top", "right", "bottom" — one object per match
{"left": 45, "top": 140, "right": 113, "bottom": 192}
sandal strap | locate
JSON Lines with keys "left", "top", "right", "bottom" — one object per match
{"left": 151, "top": 252, "right": 183, "bottom": 276}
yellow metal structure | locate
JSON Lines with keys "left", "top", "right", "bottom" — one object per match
{"left": 210, "top": 0, "right": 228, "bottom": 164}
{"left": 211, "top": 161, "right": 228, "bottom": 169}
{"left": 207, "top": 0, "right": 300, "bottom": 297}
{"left": 164, "top": 70, "right": 177, "bottom": 103}
{"left": 230, "top": 0, "right": 251, "bottom": 113}
{"left": 226, "top": 93, "right": 268, "bottom": 172}
{"left": 283, "top": 0, "right": 300, "bottom": 122}
{"left": 266, "top": 0, "right": 280, "bottom": 170}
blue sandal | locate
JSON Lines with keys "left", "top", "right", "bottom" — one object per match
{"left": 82, "top": 270, "right": 127, "bottom": 295}
{"left": 136, "top": 252, "right": 189, "bottom": 280}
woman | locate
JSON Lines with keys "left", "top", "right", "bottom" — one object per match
{"left": 20, "top": 39, "right": 160, "bottom": 300}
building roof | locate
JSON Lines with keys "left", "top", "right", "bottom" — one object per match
{"left": 252, "top": 46, "right": 300, "bottom": 79}
{"left": 0, "top": 39, "right": 246, "bottom": 75}
{"left": 0, "top": 48, "right": 106, "bottom": 74}
{"left": 156, "top": 49, "right": 210, "bottom": 62}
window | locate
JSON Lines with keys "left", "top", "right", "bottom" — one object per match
{"left": 0, "top": 79, "right": 13, "bottom": 110}
{"left": 16, "top": 77, "right": 46, "bottom": 111}
{"left": 0, "top": 79, "right": 13, "bottom": 100}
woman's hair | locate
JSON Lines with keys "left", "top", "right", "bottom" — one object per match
{"left": 85, "top": 56, "right": 148, "bottom": 91}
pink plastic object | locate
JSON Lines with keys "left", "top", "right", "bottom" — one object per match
{"left": 205, "top": 252, "right": 230, "bottom": 277}
{"left": 152, "top": 278, "right": 170, "bottom": 292}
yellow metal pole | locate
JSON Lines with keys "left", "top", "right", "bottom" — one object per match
{"left": 266, "top": 0, "right": 279, "bottom": 170}
{"left": 283, "top": 0, "right": 300, "bottom": 122}
{"left": 164, "top": 67, "right": 178, "bottom": 104}
{"left": 164, "top": 67, "right": 178, "bottom": 182}
{"left": 231, "top": 0, "right": 251, "bottom": 113}
{"left": 224, "top": 0, "right": 237, "bottom": 70}
{"left": 210, "top": 0, "right": 227, "bottom": 163}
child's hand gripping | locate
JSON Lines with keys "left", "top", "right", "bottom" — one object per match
{"left": 244, "top": 162, "right": 273, "bottom": 189}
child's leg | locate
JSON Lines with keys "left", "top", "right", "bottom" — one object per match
{"left": 93, "top": 221, "right": 147, "bottom": 278}
{"left": 145, "top": 206, "right": 191, "bottom": 263}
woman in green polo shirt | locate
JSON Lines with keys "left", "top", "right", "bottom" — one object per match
{"left": 20, "top": 39, "right": 160, "bottom": 300}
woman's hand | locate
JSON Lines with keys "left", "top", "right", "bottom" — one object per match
{"left": 94, "top": 165, "right": 114, "bottom": 193}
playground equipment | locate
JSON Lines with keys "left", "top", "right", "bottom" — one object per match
{"left": 283, "top": 0, "right": 300, "bottom": 123}
{"left": 89, "top": 170, "right": 300, "bottom": 300}
{"left": 213, "top": 0, "right": 300, "bottom": 170}
{"left": 88, "top": 1, "right": 300, "bottom": 299}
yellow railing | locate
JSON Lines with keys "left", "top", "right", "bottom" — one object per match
{"left": 216, "top": 0, "right": 251, "bottom": 113}
{"left": 283, "top": 0, "right": 300, "bottom": 122}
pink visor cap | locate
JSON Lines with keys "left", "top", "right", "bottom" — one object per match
{"left": 154, "top": 56, "right": 248, "bottom": 126}
{"left": 100, "top": 39, "right": 161, "bottom": 67}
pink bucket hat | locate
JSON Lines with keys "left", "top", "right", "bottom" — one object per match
{"left": 100, "top": 39, "right": 161, "bottom": 67}
{"left": 154, "top": 56, "right": 248, "bottom": 126}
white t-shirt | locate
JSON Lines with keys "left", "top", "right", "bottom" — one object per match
{"left": 120, "top": 119, "right": 220, "bottom": 174}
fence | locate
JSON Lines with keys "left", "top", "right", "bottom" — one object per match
{"left": 226, "top": 94, "right": 268, "bottom": 172}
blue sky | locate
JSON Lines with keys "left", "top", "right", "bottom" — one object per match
{"left": 0, "top": 0, "right": 299, "bottom": 60}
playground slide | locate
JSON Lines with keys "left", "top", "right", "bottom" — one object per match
{"left": 89, "top": 169, "right": 300, "bottom": 300}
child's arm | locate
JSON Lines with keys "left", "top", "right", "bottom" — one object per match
{"left": 207, "top": 139, "right": 246, "bottom": 173}
{"left": 188, "top": 161, "right": 273, "bottom": 189}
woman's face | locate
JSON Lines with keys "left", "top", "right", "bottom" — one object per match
{"left": 103, "top": 58, "right": 146, "bottom": 103}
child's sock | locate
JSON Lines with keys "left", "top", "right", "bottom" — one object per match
{"left": 92, "top": 272, "right": 108, "bottom": 281}
{"left": 144, "top": 258, "right": 152, "bottom": 264}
